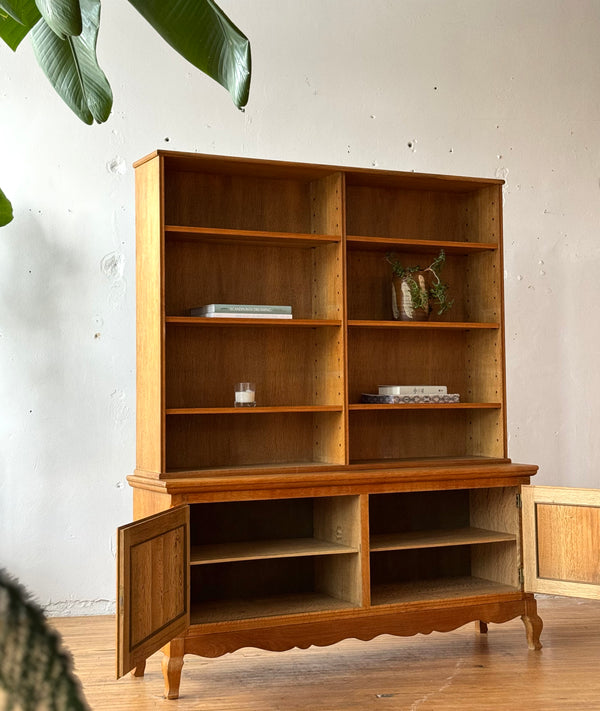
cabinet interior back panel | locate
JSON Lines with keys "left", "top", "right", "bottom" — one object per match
{"left": 165, "top": 241, "right": 313, "bottom": 318}
{"left": 165, "top": 325, "right": 343, "bottom": 408}
{"left": 349, "top": 409, "right": 503, "bottom": 462}
{"left": 347, "top": 250, "right": 471, "bottom": 322}
{"left": 166, "top": 411, "right": 344, "bottom": 471}
{"left": 191, "top": 499, "right": 315, "bottom": 544}
{"left": 345, "top": 187, "right": 484, "bottom": 242}
{"left": 165, "top": 171, "right": 315, "bottom": 233}
{"left": 348, "top": 329, "right": 466, "bottom": 401}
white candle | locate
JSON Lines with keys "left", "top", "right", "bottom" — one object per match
{"left": 235, "top": 390, "right": 255, "bottom": 403}
{"left": 234, "top": 382, "right": 256, "bottom": 406}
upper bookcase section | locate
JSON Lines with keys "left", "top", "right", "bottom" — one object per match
{"left": 134, "top": 150, "right": 503, "bottom": 243}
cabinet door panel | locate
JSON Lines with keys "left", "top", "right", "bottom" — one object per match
{"left": 522, "top": 486, "right": 600, "bottom": 598}
{"left": 117, "top": 505, "right": 190, "bottom": 678}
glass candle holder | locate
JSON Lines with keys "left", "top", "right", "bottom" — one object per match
{"left": 234, "top": 382, "right": 256, "bottom": 407}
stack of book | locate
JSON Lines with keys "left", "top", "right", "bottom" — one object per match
{"left": 190, "top": 304, "right": 293, "bottom": 319}
{"left": 378, "top": 385, "right": 448, "bottom": 396}
{"left": 361, "top": 385, "right": 460, "bottom": 404}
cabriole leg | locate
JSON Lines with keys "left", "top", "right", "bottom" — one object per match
{"left": 161, "top": 639, "right": 185, "bottom": 700}
{"left": 522, "top": 598, "right": 543, "bottom": 650}
{"left": 130, "top": 660, "right": 146, "bottom": 677}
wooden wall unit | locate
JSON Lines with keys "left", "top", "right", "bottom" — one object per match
{"left": 118, "top": 151, "right": 598, "bottom": 699}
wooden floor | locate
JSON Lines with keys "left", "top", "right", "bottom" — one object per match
{"left": 50, "top": 597, "right": 599, "bottom": 710}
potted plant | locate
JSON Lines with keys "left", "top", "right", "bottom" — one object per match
{"left": 386, "top": 249, "right": 454, "bottom": 321}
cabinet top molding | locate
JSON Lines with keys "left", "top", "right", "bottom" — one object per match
{"left": 133, "top": 149, "right": 505, "bottom": 191}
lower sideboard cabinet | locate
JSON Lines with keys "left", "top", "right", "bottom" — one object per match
{"left": 115, "top": 467, "right": 600, "bottom": 699}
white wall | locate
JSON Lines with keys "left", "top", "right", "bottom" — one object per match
{"left": 1, "top": 0, "right": 599, "bottom": 614}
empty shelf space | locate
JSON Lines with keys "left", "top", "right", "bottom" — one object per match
{"left": 191, "top": 538, "right": 357, "bottom": 564}
{"left": 371, "top": 577, "right": 519, "bottom": 606}
{"left": 370, "top": 527, "right": 516, "bottom": 552}
{"left": 191, "top": 592, "right": 357, "bottom": 625}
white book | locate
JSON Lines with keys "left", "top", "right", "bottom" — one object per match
{"left": 191, "top": 303, "right": 292, "bottom": 315}
{"left": 199, "top": 312, "right": 293, "bottom": 319}
{"left": 378, "top": 385, "right": 448, "bottom": 396}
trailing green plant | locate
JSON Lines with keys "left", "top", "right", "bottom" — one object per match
{"left": 386, "top": 249, "right": 454, "bottom": 316}
{"left": 0, "top": 0, "right": 251, "bottom": 225}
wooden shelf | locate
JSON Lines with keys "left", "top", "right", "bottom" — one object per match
{"left": 191, "top": 593, "right": 357, "bottom": 625}
{"left": 348, "top": 320, "right": 500, "bottom": 330}
{"left": 164, "top": 461, "right": 343, "bottom": 477}
{"left": 346, "top": 455, "right": 510, "bottom": 470}
{"left": 346, "top": 235, "right": 498, "bottom": 254}
{"left": 371, "top": 577, "right": 519, "bottom": 606}
{"left": 191, "top": 537, "right": 357, "bottom": 565}
{"left": 370, "top": 527, "right": 516, "bottom": 553}
{"left": 165, "top": 225, "right": 341, "bottom": 246}
{"left": 166, "top": 406, "right": 343, "bottom": 415}
{"left": 166, "top": 317, "right": 341, "bottom": 328}
{"left": 349, "top": 403, "right": 502, "bottom": 411}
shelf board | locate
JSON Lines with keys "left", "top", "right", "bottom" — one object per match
{"left": 346, "top": 455, "right": 510, "bottom": 470}
{"left": 370, "top": 527, "right": 516, "bottom": 553}
{"left": 164, "top": 225, "right": 341, "bottom": 247}
{"left": 163, "top": 461, "right": 345, "bottom": 478}
{"left": 349, "top": 402, "right": 502, "bottom": 411}
{"left": 191, "top": 537, "right": 357, "bottom": 565}
{"left": 346, "top": 235, "right": 498, "bottom": 254}
{"left": 191, "top": 593, "right": 356, "bottom": 625}
{"left": 167, "top": 404, "right": 500, "bottom": 414}
{"left": 166, "top": 405, "right": 343, "bottom": 415}
{"left": 371, "top": 577, "right": 519, "bottom": 606}
{"left": 348, "top": 320, "right": 499, "bottom": 330}
{"left": 166, "top": 316, "right": 341, "bottom": 328}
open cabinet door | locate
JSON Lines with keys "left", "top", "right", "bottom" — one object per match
{"left": 116, "top": 505, "right": 190, "bottom": 678}
{"left": 522, "top": 486, "right": 600, "bottom": 598}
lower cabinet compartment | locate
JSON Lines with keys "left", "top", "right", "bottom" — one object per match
{"left": 185, "top": 487, "right": 521, "bottom": 624}
{"left": 190, "top": 555, "right": 360, "bottom": 624}
{"left": 188, "top": 496, "right": 363, "bottom": 623}
{"left": 368, "top": 487, "right": 521, "bottom": 605}
{"left": 370, "top": 543, "right": 519, "bottom": 605}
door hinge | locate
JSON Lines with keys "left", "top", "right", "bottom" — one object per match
{"left": 518, "top": 567, "right": 525, "bottom": 584}
{"left": 516, "top": 493, "right": 522, "bottom": 509}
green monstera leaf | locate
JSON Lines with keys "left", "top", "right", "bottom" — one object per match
{"left": 126, "top": 0, "right": 251, "bottom": 109}
{"left": 0, "top": 0, "right": 41, "bottom": 50}
{"left": 35, "top": 0, "right": 82, "bottom": 38}
{"left": 31, "top": 0, "right": 112, "bottom": 124}
{"left": 0, "top": 0, "right": 29, "bottom": 22}
{"left": 0, "top": 187, "right": 14, "bottom": 227}
{"left": 1, "top": 0, "right": 251, "bottom": 225}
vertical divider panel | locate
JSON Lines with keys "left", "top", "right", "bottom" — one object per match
{"left": 310, "top": 172, "right": 348, "bottom": 465}
{"left": 470, "top": 488, "right": 519, "bottom": 587}
{"left": 136, "top": 155, "right": 165, "bottom": 476}
{"left": 465, "top": 328, "right": 505, "bottom": 459}
{"left": 360, "top": 494, "right": 371, "bottom": 607}
{"left": 314, "top": 496, "right": 363, "bottom": 606}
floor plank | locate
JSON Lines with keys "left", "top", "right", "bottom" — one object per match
{"left": 48, "top": 597, "right": 600, "bottom": 710}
